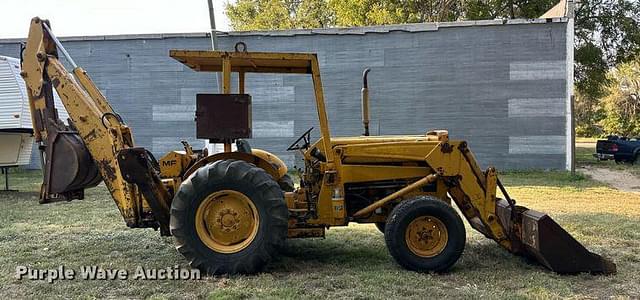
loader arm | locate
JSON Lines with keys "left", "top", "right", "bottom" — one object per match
{"left": 21, "top": 17, "right": 171, "bottom": 232}
{"left": 423, "top": 140, "right": 616, "bottom": 274}
{"left": 344, "top": 133, "right": 615, "bottom": 274}
{"left": 422, "top": 141, "right": 512, "bottom": 249}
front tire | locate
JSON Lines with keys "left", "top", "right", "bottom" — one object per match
{"left": 384, "top": 196, "right": 465, "bottom": 272}
{"left": 278, "top": 173, "right": 295, "bottom": 192}
{"left": 375, "top": 222, "right": 386, "bottom": 233}
{"left": 170, "top": 160, "right": 288, "bottom": 275}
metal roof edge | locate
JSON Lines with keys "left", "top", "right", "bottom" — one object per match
{"left": 0, "top": 18, "right": 568, "bottom": 43}
{"left": 0, "top": 32, "right": 210, "bottom": 44}
{"left": 221, "top": 18, "right": 567, "bottom": 36}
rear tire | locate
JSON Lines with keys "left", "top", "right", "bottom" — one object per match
{"left": 170, "top": 160, "right": 288, "bottom": 275}
{"left": 384, "top": 196, "right": 465, "bottom": 273}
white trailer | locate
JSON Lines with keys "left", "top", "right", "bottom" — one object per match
{"left": 0, "top": 55, "right": 68, "bottom": 169}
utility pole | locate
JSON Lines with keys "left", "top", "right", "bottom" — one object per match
{"left": 571, "top": 95, "right": 576, "bottom": 176}
{"left": 207, "top": 0, "right": 222, "bottom": 92}
{"left": 205, "top": 0, "right": 224, "bottom": 154}
{"left": 568, "top": 0, "right": 576, "bottom": 176}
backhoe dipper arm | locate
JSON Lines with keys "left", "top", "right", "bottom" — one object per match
{"left": 21, "top": 17, "right": 171, "bottom": 232}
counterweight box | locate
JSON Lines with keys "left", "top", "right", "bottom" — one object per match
{"left": 195, "top": 94, "right": 252, "bottom": 142}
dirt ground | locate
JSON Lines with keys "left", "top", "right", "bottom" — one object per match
{"left": 575, "top": 138, "right": 640, "bottom": 193}
{"left": 579, "top": 166, "right": 640, "bottom": 193}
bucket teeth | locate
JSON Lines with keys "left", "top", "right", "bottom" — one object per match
{"left": 496, "top": 200, "right": 616, "bottom": 274}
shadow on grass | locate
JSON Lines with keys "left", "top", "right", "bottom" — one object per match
{"left": 266, "top": 211, "right": 639, "bottom": 277}
{"left": 267, "top": 234, "right": 390, "bottom": 274}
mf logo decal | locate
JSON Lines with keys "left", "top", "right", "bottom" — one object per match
{"left": 162, "top": 160, "right": 177, "bottom": 167}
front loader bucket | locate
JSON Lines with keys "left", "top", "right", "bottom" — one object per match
{"left": 41, "top": 131, "right": 102, "bottom": 202}
{"left": 496, "top": 200, "right": 616, "bottom": 274}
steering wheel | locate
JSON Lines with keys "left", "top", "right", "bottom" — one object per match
{"left": 287, "top": 127, "right": 314, "bottom": 151}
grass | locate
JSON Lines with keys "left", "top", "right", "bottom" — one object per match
{"left": 575, "top": 137, "right": 598, "bottom": 144}
{"left": 1, "top": 169, "right": 639, "bottom": 299}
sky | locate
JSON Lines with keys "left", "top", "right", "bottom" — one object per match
{"left": 0, "top": 0, "right": 232, "bottom": 39}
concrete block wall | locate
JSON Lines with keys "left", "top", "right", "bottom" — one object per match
{"left": 0, "top": 19, "right": 572, "bottom": 170}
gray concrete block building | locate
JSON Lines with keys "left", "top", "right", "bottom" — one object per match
{"left": 0, "top": 18, "right": 574, "bottom": 170}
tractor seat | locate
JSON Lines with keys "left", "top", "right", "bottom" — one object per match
{"left": 236, "top": 139, "right": 252, "bottom": 154}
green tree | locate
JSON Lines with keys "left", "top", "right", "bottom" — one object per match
{"left": 225, "top": 0, "right": 466, "bottom": 30}
{"left": 574, "top": 88, "right": 605, "bottom": 136}
{"left": 573, "top": 0, "right": 640, "bottom": 135}
{"left": 296, "top": 0, "right": 335, "bottom": 28}
{"left": 329, "top": 0, "right": 466, "bottom": 26}
{"left": 225, "top": 0, "right": 334, "bottom": 31}
{"left": 464, "top": 0, "right": 556, "bottom": 19}
{"left": 601, "top": 60, "right": 640, "bottom": 137}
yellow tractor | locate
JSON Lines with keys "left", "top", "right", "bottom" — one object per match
{"left": 21, "top": 18, "right": 615, "bottom": 275}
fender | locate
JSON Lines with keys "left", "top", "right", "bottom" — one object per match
{"left": 251, "top": 149, "right": 288, "bottom": 178}
{"left": 183, "top": 151, "right": 285, "bottom": 181}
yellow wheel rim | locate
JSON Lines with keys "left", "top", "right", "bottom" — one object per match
{"left": 405, "top": 215, "right": 448, "bottom": 258}
{"left": 195, "top": 190, "right": 259, "bottom": 254}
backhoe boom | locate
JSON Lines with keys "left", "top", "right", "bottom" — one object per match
{"left": 21, "top": 17, "right": 170, "bottom": 231}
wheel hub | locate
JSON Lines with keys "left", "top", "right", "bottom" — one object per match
{"left": 196, "top": 190, "right": 259, "bottom": 253}
{"left": 405, "top": 216, "right": 448, "bottom": 258}
{"left": 216, "top": 209, "right": 240, "bottom": 232}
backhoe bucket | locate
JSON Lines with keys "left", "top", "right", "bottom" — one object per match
{"left": 41, "top": 131, "right": 102, "bottom": 202}
{"left": 496, "top": 200, "right": 616, "bottom": 274}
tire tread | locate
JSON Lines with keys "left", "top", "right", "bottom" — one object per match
{"left": 384, "top": 196, "right": 466, "bottom": 273}
{"left": 170, "top": 159, "right": 288, "bottom": 275}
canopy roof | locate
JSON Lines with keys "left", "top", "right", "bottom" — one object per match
{"left": 169, "top": 50, "right": 317, "bottom": 74}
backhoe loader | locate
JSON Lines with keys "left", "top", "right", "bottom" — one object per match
{"left": 20, "top": 17, "right": 616, "bottom": 275}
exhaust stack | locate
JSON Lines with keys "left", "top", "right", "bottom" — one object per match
{"left": 361, "top": 68, "right": 371, "bottom": 136}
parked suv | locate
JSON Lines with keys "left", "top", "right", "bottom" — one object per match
{"left": 594, "top": 135, "right": 640, "bottom": 164}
